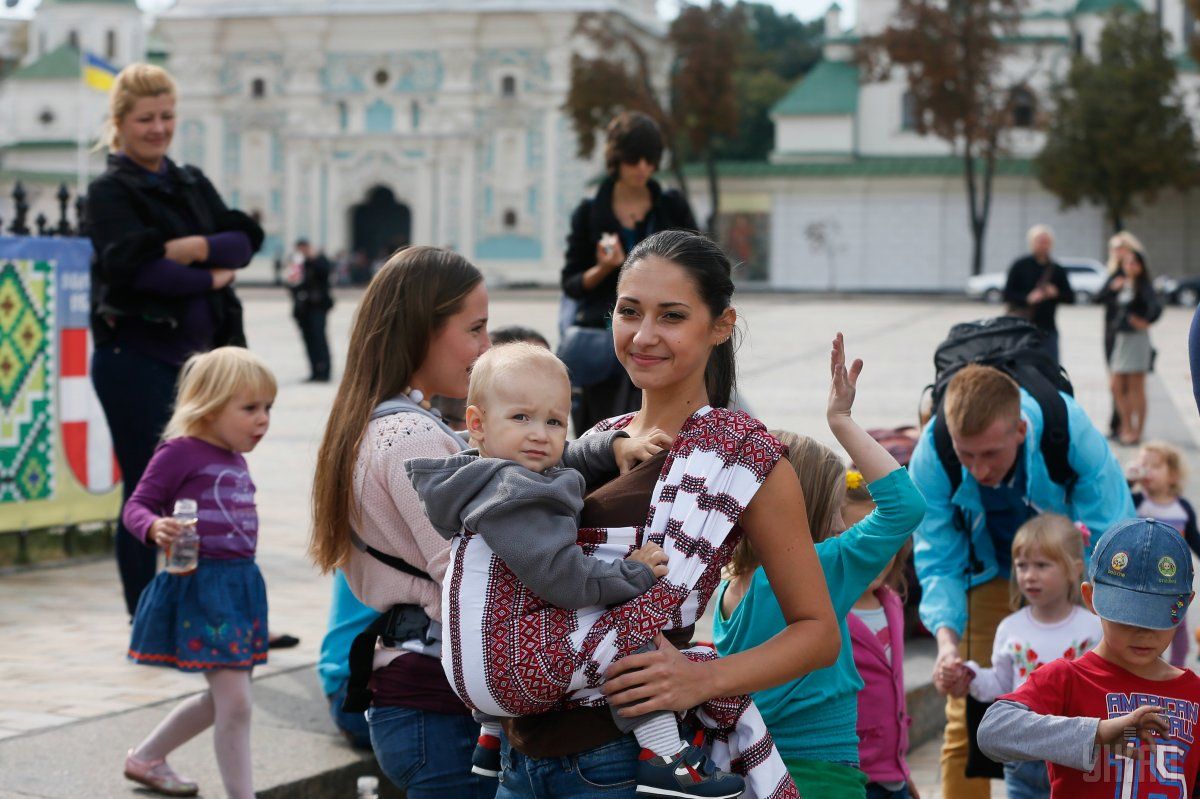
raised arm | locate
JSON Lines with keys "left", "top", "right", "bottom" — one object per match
{"left": 827, "top": 332, "right": 903, "bottom": 483}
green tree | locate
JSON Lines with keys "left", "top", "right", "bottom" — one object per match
{"left": 860, "top": 0, "right": 1028, "bottom": 276}
{"left": 1036, "top": 10, "right": 1198, "bottom": 232}
{"left": 670, "top": 2, "right": 745, "bottom": 232}
{"left": 715, "top": 2, "right": 822, "bottom": 161}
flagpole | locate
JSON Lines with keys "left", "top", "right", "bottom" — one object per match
{"left": 76, "top": 48, "right": 87, "bottom": 199}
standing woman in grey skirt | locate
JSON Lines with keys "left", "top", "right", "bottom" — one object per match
{"left": 1098, "top": 232, "right": 1161, "bottom": 445}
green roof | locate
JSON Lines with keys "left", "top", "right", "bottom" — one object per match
{"left": 1074, "top": 0, "right": 1141, "bottom": 14}
{"left": 0, "top": 169, "right": 77, "bottom": 184}
{"left": 0, "top": 140, "right": 78, "bottom": 151}
{"left": 772, "top": 60, "right": 859, "bottom": 117}
{"left": 40, "top": 0, "right": 138, "bottom": 5}
{"left": 686, "top": 156, "right": 1035, "bottom": 179}
{"left": 10, "top": 44, "right": 79, "bottom": 81}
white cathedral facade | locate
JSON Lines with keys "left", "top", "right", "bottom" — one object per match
{"left": 0, "top": 0, "right": 663, "bottom": 286}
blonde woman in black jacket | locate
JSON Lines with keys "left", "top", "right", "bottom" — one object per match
{"left": 85, "top": 63, "right": 263, "bottom": 616}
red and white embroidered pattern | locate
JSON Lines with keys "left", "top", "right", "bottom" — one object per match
{"left": 440, "top": 407, "right": 797, "bottom": 799}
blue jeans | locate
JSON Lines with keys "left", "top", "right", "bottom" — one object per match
{"left": 327, "top": 680, "right": 372, "bottom": 750}
{"left": 366, "top": 704, "right": 494, "bottom": 799}
{"left": 495, "top": 734, "right": 639, "bottom": 798}
{"left": 865, "top": 784, "right": 910, "bottom": 799}
{"left": 1004, "top": 759, "right": 1050, "bottom": 799}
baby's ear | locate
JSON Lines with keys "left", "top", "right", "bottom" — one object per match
{"left": 465, "top": 405, "right": 485, "bottom": 439}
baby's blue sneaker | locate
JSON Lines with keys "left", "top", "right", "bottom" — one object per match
{"left": 635, "top": 744, "right": 744, "bottom": 798}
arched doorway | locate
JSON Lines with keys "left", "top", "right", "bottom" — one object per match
{"left": 350, "top": 186, "right": 411, "bottom": 279}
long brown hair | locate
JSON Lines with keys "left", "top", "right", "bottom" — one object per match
{"left": 727, "top": 430, "right": 846, "bottom": 578}
{"left": 309, "top": 246, "right": 482, "bottom": 573}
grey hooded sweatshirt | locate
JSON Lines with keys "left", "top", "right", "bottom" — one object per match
{"left": 404, "top": 430, "right": 656, "bottom": 610}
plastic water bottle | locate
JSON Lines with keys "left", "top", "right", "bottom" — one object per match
{"left": 165, "top": 498, "right": 200, "bottom": 575}
{"left": 356, "top": 775, "right": 379, "bottom": 799}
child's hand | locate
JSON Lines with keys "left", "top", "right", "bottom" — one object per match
{"left": 1097, "top": 705, "right": 1168, "bottom": 759}
{"left": 149, "top": 517, "right": 187, "bottom": 547}
{"left": 628, "top": 542, "right": 668, "bottom": 578}
{"left": 946, "top": 664, "right": 975, "bottom": 698}
{"left": 827, "top": 332, "right": 864, "bottom": 423}
{"left": 613, "top": 430, "right": 672, "bottom": 474}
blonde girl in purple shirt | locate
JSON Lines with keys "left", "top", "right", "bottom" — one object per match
{"left": 121, "top": 346, "right": 276, "bottom": 798}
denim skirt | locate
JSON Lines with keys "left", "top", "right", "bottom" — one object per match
{"left": 129, "top": 558, "right": 268, "bottom": 672}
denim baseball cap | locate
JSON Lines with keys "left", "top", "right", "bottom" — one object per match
{"left": 1089, "top": 518, "right": 1195, "bottom": 630}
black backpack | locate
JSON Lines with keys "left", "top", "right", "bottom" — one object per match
{"left": 927, "top": 316, "right": 1077, "bottom": 498}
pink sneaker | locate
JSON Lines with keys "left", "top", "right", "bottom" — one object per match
{"left": 123, "top": 750, "right": 199, "bottom": 797}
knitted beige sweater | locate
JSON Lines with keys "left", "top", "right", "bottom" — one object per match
{"left": 341, "top": 410, "right": 461, "bottom": 669}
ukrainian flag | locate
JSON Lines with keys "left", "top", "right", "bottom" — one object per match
{"left": 82, "top": 52, "right": 118, "bottom": 92}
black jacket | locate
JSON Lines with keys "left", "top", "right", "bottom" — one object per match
{"left": 560, "top": 177, "right": 697, "bottom": 329}
{"left": 291, "top": 254, "right": 334, "bottom": 313}
{"left": 1097, "top": 271, "right": 1161, "bottom": 335}
{"left": 1002, "top": 255, "right": 1074, "bottom": 332}
{"left": 85, "top": 155, "right": 264, "bottom": 348}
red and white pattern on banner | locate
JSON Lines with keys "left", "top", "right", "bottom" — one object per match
{"left": 441, "top": 407, "right": 798, "bottom": 799}
{"left": 58, "top": 327, "right": 119, "bottom": 492}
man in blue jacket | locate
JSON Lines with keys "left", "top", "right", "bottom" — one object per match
{"left": 908, "top": 364, "right": 1132, "bottom": 798}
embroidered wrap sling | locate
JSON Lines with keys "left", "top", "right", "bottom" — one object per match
{"left": 440, "top": 407, "right": 800, "bottom": 799}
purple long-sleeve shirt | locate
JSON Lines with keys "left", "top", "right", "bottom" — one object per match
{"left": 120, "top": 231, "right": 254, "bottom": 366}
{"left": 122, "top": 436, "right": 258, "bottom": 560}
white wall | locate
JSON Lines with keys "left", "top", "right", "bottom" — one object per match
{"left": 774, "top": 115, "right": 854, "bottom": 156}
{"left": 760, "top": 174, "right": 1109, "bottom": 291}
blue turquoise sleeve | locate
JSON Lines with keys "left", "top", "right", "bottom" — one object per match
{"left": 1191, "top": 304, "right": 1200, "bottom": 417}
{"left": 820, "top": 467, "right": 926, "bottom": 619}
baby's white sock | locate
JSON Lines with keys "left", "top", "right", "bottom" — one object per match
{"left": 633, "top": 714, "right": 686, "bottom": 759}
{"left": 479, "top": 720, "right": 503, "bottom": 740}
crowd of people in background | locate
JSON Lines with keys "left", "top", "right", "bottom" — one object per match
{"left": 83, "top": 60, "right": 1200, "bottom": 799}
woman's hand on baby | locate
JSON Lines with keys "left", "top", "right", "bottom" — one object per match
{"left": 1097, "top": 705, "right": 1167, "bottom": 759}
{"left": 603, "top": 633, "right": 711, "bottom": 715}
{"left": 827, "top": 332, "right": 864, "bottom": 424}
{"left": 149, "top": 517, "right": 186, "bottom": 547}
{"left": 629, "top": 542, "right": 668, "bottom": 577}
{"left": 613, "top": 429, "right": 672, "bottom": 474}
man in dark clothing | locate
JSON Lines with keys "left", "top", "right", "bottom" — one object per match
{"left": 288, "top": 239, "right": 334, "bottom": 382}
{"left": 1003, "top": 224, "right": 1074, "bottom": 363}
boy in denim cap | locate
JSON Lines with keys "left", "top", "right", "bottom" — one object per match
{"left": 978, "top": 518, "right": 1200, "bottom": 797}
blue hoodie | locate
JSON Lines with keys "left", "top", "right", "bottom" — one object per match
{"left": 909, "top": 388, "right": 1133, "bottom": 638}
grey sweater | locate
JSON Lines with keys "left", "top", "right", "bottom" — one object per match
{"left": 977, "top": 699, "right": 1101, "bottom": 772}
{"left": 404, "top": 431, "right": 656, "bottom": 610}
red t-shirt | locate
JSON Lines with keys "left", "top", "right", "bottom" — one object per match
{"left": 1003, "top": 651, "right": 1200, "bottom": 798}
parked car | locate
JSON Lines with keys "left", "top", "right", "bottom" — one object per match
{"left": 1156, "top": 274, "right": 1200, "bottom": 307}
{"left": 965, "top": 257, "right": 1107, "bottom": 304}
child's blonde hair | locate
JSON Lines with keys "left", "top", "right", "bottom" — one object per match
{"left": 1138, "top": 440, "right": 1187, "bottom": 497}
{"left": 101, "top": 63, "right": 177, "bottom": 152}
{"left": 164, "top": 347, "right": 277, "bottom": 439}
{"left": 1009, "top": 513, "right": 1085, "bottom": 610}
{"left": 466, "top": 342, "right": 569, "bottom": 408}
{"left": 727, "top": 430, "right": 845, "bottom": 578}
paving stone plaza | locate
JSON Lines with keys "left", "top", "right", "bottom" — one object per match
{"left": 1, "top": 287, "right": 1197, "bottom": 797}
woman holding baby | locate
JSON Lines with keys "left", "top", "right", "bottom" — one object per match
{"left": 311, "top": 232, "right": 839, "bottom": 798}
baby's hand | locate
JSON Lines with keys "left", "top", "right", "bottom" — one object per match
{"left": 629, "top": 542, "right": 668, "bottom": 578}
{"left": 613, "top": 429, "right": 672, "bottom": 474}
{"left": 149, "top": 517, "right": 186, "bottom": 547}
{"left": 1097, "top": 705, "right": 1167, "bottom": 759}
{"left": 827, "top": 332, "right": 864, "bottom": 422}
